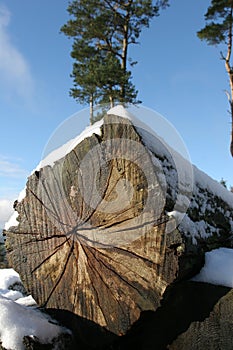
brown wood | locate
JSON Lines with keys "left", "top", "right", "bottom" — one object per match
{"left": 4, "top": 114, "right": 233, "bottom": 336}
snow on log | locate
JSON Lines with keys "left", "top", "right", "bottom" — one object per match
{"left": 4, "top": 108, "right": 233, "bottom": 337}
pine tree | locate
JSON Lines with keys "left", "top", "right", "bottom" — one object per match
{"left": 61, "top": 0, "right": 169, "bottom": 122}
{"left": 69, "top": 39, "right": 137, "bottom": 123}
{"left": 198, "top": 0, "right": 233, "bottom": 157}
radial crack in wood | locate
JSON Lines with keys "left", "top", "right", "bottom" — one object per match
{"left": 4, "top": 113, "right": 233, "bottom": 339}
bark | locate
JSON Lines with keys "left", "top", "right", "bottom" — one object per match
{"left": 109, "top": 94, "right": 114, "bottom": 108}
{"left": 90, "top": 94, "right": 94, "bottom": 125}
{"left": 4, "top": 114, "right": 233, "bottom": 339}
{"left": 225, "top": 4, "right": 233, "bottom": 157}
{"left": 231, "top": 101, "right": 233, "bottom": 156}
{"left": 120, "top": 0, "right": 132, "bottom": 101}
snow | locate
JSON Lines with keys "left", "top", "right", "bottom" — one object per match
{"left": 180, "top": 167, "right": 233, "bottom": 244}
{"left": 167, "top": 211, "right": 185, "bottom": 222}
{"left": 193, "top": 166, "right": 233, "bottom": 209}
{"left": 4, "top": 187, "right": 27, "bottom": 230}
{"left": 2, "top": 105, "right": 233, "bottom": 346}
{"left": 0, "top": 268, "right": 21, "bottom": 290}
{"left": 17, "top": 188, "right": 27, "bottom": 203}
{"left": 4, "top": 105, "right": 233, "bottom": 244}
{"left": 0, "top": 295, "right": 65, "bottom": 350}
{"left": 40, "top": 118, "right": 103, "bottom": 169}
{"left": 192, "top": 248, "right": 233, "bottom": 288}
{"left": 4, "top": 211, "right": 18, "bottom": 230}
{"left": 4, "top": 118, "right": 103, "bottom": 230}
{"left": 15, "top": 295, "right": 37, "bottom": 307}
{"left": 107, "top": 105, "right": 133, "bottom": 120}
{"left": 0, "top": 268, "right": 69, "bottom": 350}
{"left": 167, "top": 212, "right": 217, "bottom": 244}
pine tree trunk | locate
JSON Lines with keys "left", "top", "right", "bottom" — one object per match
{"left": 229, "top": 4, "right": 233, "bottom": 157}
{"left": 109, "top": 95, "right": 114, "bottom": 108}
{"left": 120, "top": 0, "right": 132, "bottom": 101}
{"left": 227, "top": 71, "right": 233, "bottom": 158}
{"left": 225, "top": 9, "right": 233, "bottom": 157}
{"left": 230, "top": 101, "right": 233, "bottom": 157}
{"left": 90, "top": 94, "right": 94, "bottom": 125}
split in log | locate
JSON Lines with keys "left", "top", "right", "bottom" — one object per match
{"left": 4, "top": 110, "right": 233, "bottom": 341}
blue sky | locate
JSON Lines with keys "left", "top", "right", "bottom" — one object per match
{"left": 0, "top": 0, "right": 232, "bottom": 227}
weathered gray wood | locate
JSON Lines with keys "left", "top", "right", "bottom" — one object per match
{"left": 4, "top": 114, "right": 233, "bottom": 337}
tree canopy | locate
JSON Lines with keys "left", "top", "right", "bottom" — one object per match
{"left": 61, "top": 0, "right": 169, "bottom": 122}
{"left": 198, "top": 0, "right": 233, "bottom": 157}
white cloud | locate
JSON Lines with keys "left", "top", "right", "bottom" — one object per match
{"left": 0, "top": 4, "right": 34, "bottom": 99}
{"left": 0, "top": 155, "right": 28, "bottom": 227}
{"left": 0, "top": 198, "right": 14, "bottom": 228}
{"left": 0, "top": 156, "right": 28, "bottom": 178}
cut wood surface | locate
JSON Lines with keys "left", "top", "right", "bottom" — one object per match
{"left": 5, "top": 113, "right": 233, "bottom": 337}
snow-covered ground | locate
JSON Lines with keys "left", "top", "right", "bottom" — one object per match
{"left": 0, "top": 269, "right": 70, "bottom": 350}
{"left": 192, "top": 247, "right": 233, "bottom": 288}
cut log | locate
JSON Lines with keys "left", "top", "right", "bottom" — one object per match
{"left": 4, "top": 111, "right": 233, "bottom": 337}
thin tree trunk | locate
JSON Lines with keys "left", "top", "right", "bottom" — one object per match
{"left": 231, "top": 101, "right": 233, "bottom": 157}
{"left": 120, "top": 0, "right": 132, "bottom": 102}
{"left": 109, "top": 95, "right": 114, "bottom": 108}
{"left": 120, "top": 33, "right": 127, "bottom": 102}
{"left": 90, "top": 94, "right": 94, "bottom": 125}
{"left": 225, "top": 4, "right": 233, "bottom": 157}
